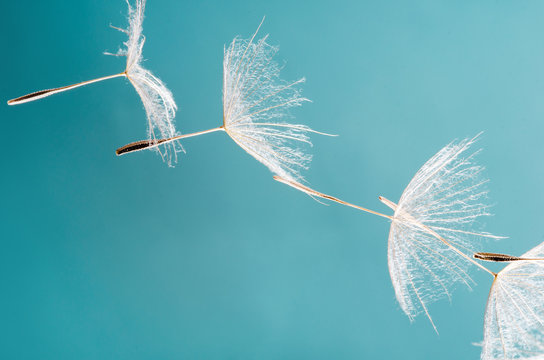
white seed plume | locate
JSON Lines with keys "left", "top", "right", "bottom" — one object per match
{"left": 110, "top": 0, "right": 180, "bottom": 164}
{"left": 479, "top": 244, "right": 544, "bottom": 360}
{"left": 8, "top": 0, "right": 180, "bottom": 164}
{"left": 221, "top": 20, "right": 315, "bottom": 181}
{"left": 274, "top": 134, "right": 502, "bottom": 331}
{"left": 116, "top": 19, "right": 333, "bottom": 181}
{"left": 384, "top": 135, "right": 501, "bottom": 329}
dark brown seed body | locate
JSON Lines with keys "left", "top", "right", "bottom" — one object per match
{"left": 8, "top": 89, "right": 58, "bottom": 105}
{"left": 474, "top": 252, "right": 524, "bottom": 262}
{"left": 116, "top": 139, "right": 166, "bottom": 155}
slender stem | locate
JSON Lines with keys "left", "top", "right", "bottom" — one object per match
{"left": 116, "top": 126, "right": 225, "bottom": 156}
{"left": 274, "top": 175, "right": 496, "bottom": 276}
{"left": 273, "top": 176, "right": 392, "bottom": 220}
{"left": 7, "top": 72, "right": 127, "bottom": 105}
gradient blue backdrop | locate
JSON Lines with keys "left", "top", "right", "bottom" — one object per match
{"left": 2, "top": 1, "right": 544, "bottom": 359}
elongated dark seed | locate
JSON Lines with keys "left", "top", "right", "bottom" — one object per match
{"left": 8, "top": 88, "right": 60, "bottom": 105}
{"left": 474, "top": 252, "right": 522, "bottom": 262}
{"left": 117, "top": 140, "right": 155, "bottom": 155}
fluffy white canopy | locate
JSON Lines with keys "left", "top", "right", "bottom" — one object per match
{"left": 222, "top": 21, "right": 316, "bottom": 182}
{"left": 114, "top": 0, "right": 180, "bottom": 164}
{"left": 384, "top": 135, "right": 499, "bottom": 329}
{"left": 481, "top": 243, "right": 544, "bottom": 360}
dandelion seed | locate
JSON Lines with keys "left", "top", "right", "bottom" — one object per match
{"left": 8, "top": 0, "right": 180, "bottom": 164}
{"left": 116, "top": 18, "right": 334, "bottom": 181}
{"left": 474, "top": 244, "right": 544, "bottom": 360}
{"left": 274, "top": 134, "right": 503, "bottom": 331}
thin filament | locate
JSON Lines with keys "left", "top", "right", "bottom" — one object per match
{"left": 273, "top": 175, "right": 392, "bottom": 219}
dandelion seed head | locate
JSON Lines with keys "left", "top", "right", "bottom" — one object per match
{"left": 112, "top": 0, "right": 181, "bottom": 165}
{"left": 222, "top": 21, "right": 313, "bottom": 182}
{"left": 482, "top": 242, "right": 544, "bottom": 360}
{"left": 386, "top": 135, "right": 499, "bottom": 325}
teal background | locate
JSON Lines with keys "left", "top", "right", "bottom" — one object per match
{"left": 2, "top": 0, "right": 544, "bottom": 359}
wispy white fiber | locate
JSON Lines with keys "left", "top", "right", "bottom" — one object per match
{"left": 222, "top": 20, "right": 318, "bottom": 182}
{"left": 383, "top": 135, "right": 501, "bottom": 329}
{"left": 481, "top": 243, "right": 544, "bottom": 360}
{"left": 110, "top": 0, "right": 181, "bottom": 164}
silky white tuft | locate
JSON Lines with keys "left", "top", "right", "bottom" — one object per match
{"left": 222, "top": 20, "right": 315, "bottom": 182}
{"left": 384, "top": 134, "right": 501, "bottom": 329}
{"left": 481, "top": 243, "right": 544, "bottom": 360}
